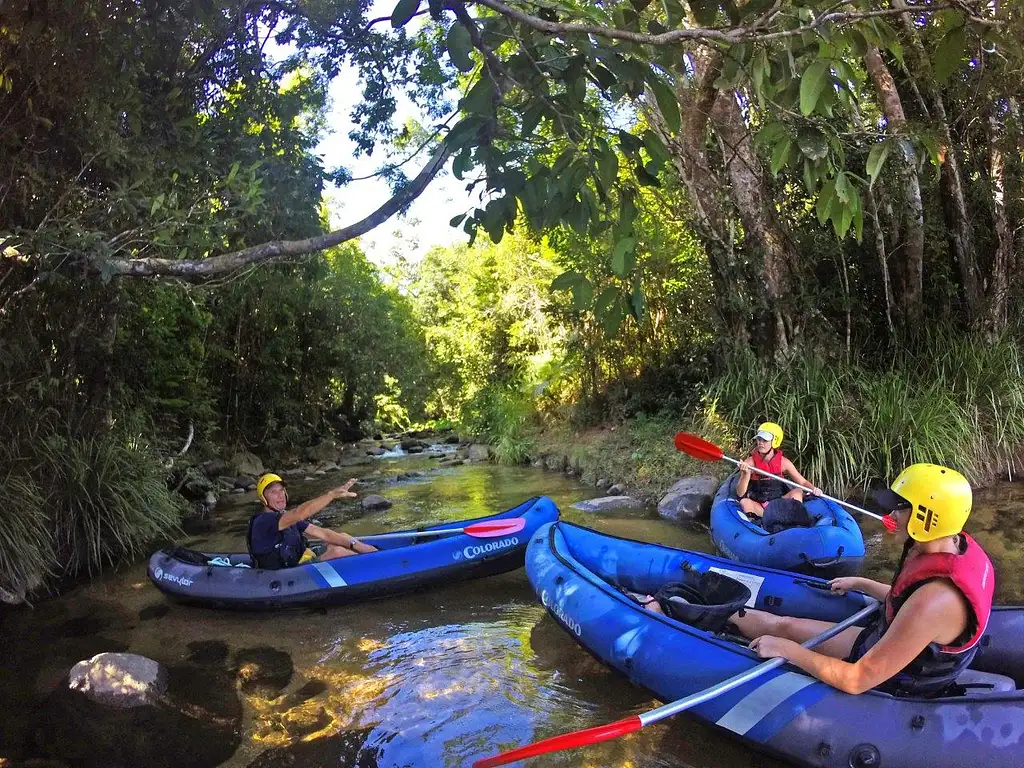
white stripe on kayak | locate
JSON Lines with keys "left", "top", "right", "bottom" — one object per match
{"left": 311, "top": 561, "right": 347, "bottom": 588}
{"left": 715, "top": 671, "right": 815, "bottom": 735}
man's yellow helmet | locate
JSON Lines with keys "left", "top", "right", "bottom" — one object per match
{"left": 879, "top": 464, "right": 973, "bottom": 542}
{"left": 755, "top": 422, "right": 784, "bottom": 450}
{"left": 256, "top": 473, "right": 286, "bottom": 507}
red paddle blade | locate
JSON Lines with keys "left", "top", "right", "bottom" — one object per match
{"left": 464, "top": 518, "right": 527, "bottom": 538}
{"left": 673, "top": 432, "right": 725, "bottom": 462}
{"left": 882, "top": 513, "right": 898, "bottom": 533}
{"left": 473, "top": 715, "right": 642, "bottom": 768}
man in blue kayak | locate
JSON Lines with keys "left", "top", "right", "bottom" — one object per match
{"left": 733, "top": 463, "right": 995, "bottom": 697}
{"left": 247, "top": 473, "right": 377, "bottom": 569}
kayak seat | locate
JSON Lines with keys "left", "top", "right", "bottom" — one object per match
{"left": 955, "top": 668, "right": 1017, "bottom": 694}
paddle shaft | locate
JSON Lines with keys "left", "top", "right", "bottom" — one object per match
{"left": 725, "top": 456, "right": 889, "bottom": 523}
{"left": 475, "top": 599, "right": 880, "bottom": 767}
{"left": 637, "top": 598, "right": 879, "bottom": 725}
{"left": 355, "top": 521, "right": 523, "bottom": 543}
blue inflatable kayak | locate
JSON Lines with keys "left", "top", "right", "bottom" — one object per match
{"left": 528, "top": 528, "right": 1024, "bottom": 768}
{"left": 148, "top": 495, "right": 559, "bottom": 609}
{"left": 711, "top": 474, "right": 865, "bottom": 576}
{"left": 527, "top": 521, "right": 1023, "bottom": 768}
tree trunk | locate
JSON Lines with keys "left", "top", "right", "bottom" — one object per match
{"left": 893, "top": 0, "right": 982, "bottom": 323}
{"left": 863, "top": 46, "right": 924, "bottom": 328}
{"left": 985, "top": 106, "right": 1012, "bottom": 335}
{"left": 710, "top": 91, "right": 798, "bottom": 356}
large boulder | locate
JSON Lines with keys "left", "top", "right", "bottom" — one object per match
{"left": 467, "top": 444, "right": 491, "bottom": 462}
{"left": 229, "top": 449, "right": 264, "bottom": 477}
{"left": 400, "top": 438, "right": 424, "bottom": 450}
{"left": 657, "top": 476, "right": 720, "bottom": 523}
{"left": 68, "top": 652, "right": 168, "bottom": 709}
{"left": 360, "top": 494, "right": 393, "bottom": 511}
{"left": 571, "top": 496, "right": 646, "bottom": 512}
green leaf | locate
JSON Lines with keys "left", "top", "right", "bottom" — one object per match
{"left": 447, "top": 24, "right": 475, "bottom": 72}
{"left": 150, "top": 194, "right": 164, "bottom": 216}
{"left": 816, "top": 180, "right": 836, "bottom": 225}
{"left": 799, "top": 59, "right": 831, "bottom": 116}
{"left": 226, "top": 161, "right": 240, "bottom": 183}
{"left": 756, "top": 122, "right": 789, "bottom": 147}
{"left": 797, "top": 129, "right": 828, "bottom": 160}
{"left": 934, "top": 27, "right": 967, "bottom": 83}
{"left": 630, "top": 282, "right": 646, "bottom": 320}
{"left": 611, "top": 236, "right": 635, "bottom": 276}
{"left": 461, "top": 78, "right": 493, "bottom": 114}
{"left": 770, "top": 137, "right": 793, "bottom": 176}
{"left": 865, "top": 140, "right": 892, "bottom": 188}
{"left": 594, "top": 286, "right": 619, "bottom": 317}
{"left": 649, "top": 76, "right": 680, "bottom": 134}
{"left": 390, "top": 0, "right": 420, "bottom": 28}
{"left": 601, "top": 298, "right": 627, "bottom": 337}
{"left": 688, "top": 0, "right": 718, "bottom": 26}
{"left": 572, "top": 279, "right": 594, "bottom": 310}
{"left": 642, "top": 130, "right": 670, "bottom": 166}
{"left": 551, "top": 271, "right": 583, "bottom": 291}
{"left": 449, "top": 213, "right": 467, "bottom": 228}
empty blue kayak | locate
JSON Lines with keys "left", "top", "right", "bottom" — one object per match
{"left": 148, "top": 495, "right": 559, "bottom": 609}
{"left": 527, "top": 521, "right": 1023, "bottom": 768}
{"left": 711, "top": 474, "right": 865, "bottom": 577}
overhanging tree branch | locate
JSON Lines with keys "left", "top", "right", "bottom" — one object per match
{"left": 471, "top": 0, "right": 994, "bottom": 46}
{"left": 106, "top": 145, "right": 451, "bottom": 279}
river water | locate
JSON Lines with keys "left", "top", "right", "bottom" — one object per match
{"left": 1, "top": 454, "right": 1022, "bottom": 768}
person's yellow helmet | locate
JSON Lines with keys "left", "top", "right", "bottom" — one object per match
{"left": 755, "top": 422, "right": 784, "bottom": 450}
{"left": 256, "top": 473, "right": 286, "bottom": 507}
{"left": 877, "top": 463, "right": 972, "bottom": 542}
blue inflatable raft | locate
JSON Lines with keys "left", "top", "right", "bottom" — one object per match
{"left": 148, "top": 495, "right": 559, "bottom": 609}
{"left": 711, "top": 474, "right": 865, "bottom": 576}
{"left": 527, "top": 521, "right": 1023, "bottom": 768}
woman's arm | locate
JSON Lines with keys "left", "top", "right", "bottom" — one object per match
{"left": 735, "top": 458, "right": 753, "bottom": 498}
{"left": 781, "top": 458, "right": 819, "bottom": 494}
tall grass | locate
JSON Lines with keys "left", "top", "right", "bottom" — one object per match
{"left": 708, "top": 332, "right": 1024, "bottom": 491}
{"left": 0, "top": 424, "right": 186, "bottom": 597}
{"left": 460, "top": 384, "right": 537, "bottom": 465}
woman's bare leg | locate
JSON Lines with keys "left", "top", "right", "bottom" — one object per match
{"left": 730, "top": 609, "right": 863, "bottom": 659}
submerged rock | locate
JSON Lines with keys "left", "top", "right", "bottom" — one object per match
{"left": 571, "top": 496, "right": 646, "bottom": 512}
{"left": 467, "top": 444, "right": 490, "bottom": 462}
{"left": 361, "top": 494, "right": 392, "bottom": 511}
{"left": 68, "top": 652, "right": 168, "bottom": 709}
{"left": 657, "top": 475, "right": 719, "bottom": 522}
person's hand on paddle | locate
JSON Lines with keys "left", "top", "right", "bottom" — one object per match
{"left": 329, "top": 479, "right": 358, "bottom": 500}
{"left": 748, "top": 634, "right": 798, "bottom": 661}
{"left": 738, "top": 459, "right": 753, "bottom": 476}
{"left": 828, "top": 576, "right": 861, "bottom": 596}
{"left": 809, "top": 486, "right": 823, "bottom": 496}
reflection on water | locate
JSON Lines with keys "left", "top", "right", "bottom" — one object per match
{"left": 1, "top": 454, "right": 1021, "bottom": 767}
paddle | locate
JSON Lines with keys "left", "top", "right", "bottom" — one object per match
{"left": 674, "top": 432, "right": 898, "bottom": 532}
{"left": 474, "top": 599, "right": 880, "bottom": 767}
{"left": 355, "top": 517, "right": 527, "bottom": 543}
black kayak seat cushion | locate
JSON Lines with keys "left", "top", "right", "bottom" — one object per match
{"left": 762, "top": 497, "right": 813, "bottom": 534}
{"left": 653, "top": 570, "right": 752, "bottom": 633}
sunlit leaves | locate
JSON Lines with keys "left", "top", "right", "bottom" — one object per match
{"left": 933, "top": 25, "right": 968, "bottom": 83}
{"left": 799, "top": 59, "right": 831, "bottom": 116}
{"left": 865, "top": 140, "right": 892, "bottom": 188}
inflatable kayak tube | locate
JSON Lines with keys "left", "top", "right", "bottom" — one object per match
{"left": 527, "top": 521, "right": 1024, "bottom": 768}
{"left": 148, "top": 495, "right": 559, "bottom": 609}
{"left": 711, "top": 474, "right": 865, "bottom": 577}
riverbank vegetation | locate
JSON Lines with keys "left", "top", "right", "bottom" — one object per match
{"left": 2, "top": 1, "right": 1023, "bottom": 596}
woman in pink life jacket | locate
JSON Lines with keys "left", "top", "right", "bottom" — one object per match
{"left": 734, "top": 421, "right": 821, "bottom": 519}
{"left": 731, "top": 463, "right": 995, "bottom": 697}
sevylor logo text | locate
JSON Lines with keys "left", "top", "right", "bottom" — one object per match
{"left": 541, "top": 589, "right": 582, "bottom": 636}
{"left": 154, "top": 567, "right": 193, "bottom": 588}
{"left": 456, "top": 537, "right": 519, "bottom": 560}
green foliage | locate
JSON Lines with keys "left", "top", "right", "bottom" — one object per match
{"left": 0, "top": 422, "right": 186, "bottom": 594}
{"left": 708, "top": 332, "right": 1024, "bottom": 492}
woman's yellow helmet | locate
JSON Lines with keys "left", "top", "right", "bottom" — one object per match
{"left": 755, "top": 422, "right": 784, "bottom": 450}
{"left": 878, "top": 464, "right": 972, "bottom": 542}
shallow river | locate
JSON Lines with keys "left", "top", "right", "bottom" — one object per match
{"left": 2, "top": 454, "right": 1022, "bottom": 768}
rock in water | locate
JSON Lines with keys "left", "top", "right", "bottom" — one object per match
{"left": 657, "top": 476, "right": 719, "bottom": 522}
{"left": 360, "top": 494, "right": 393, "bottom": 511}
{"left": 68, "top": 652, "right": 168, "bottom": 708}
{"left": 571, "top": 496, "right": 646, "bottom": 512}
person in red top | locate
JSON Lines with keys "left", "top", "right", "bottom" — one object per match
{"left": 735, "top": 422, "right": 820, "bottom": 519}
{"left": 732, "top": 463, "right": 995, "bottom": 697}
